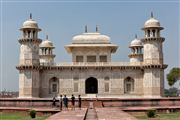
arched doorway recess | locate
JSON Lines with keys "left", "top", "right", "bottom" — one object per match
{"left": 85, "top": 77, "right": 98, "bottom": 94}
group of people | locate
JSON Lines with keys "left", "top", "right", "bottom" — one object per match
{"left": 52, "top": 94, "right": 82, "bottom": 111}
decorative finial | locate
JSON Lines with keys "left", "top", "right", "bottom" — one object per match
{"left": 85, "top": 25, "right": 87, "bottom": 33}
{"left": 135, "top": 34, "right": 137, "bottom": 39}
{"left": 96, "top": 25, "right": 99, "bottom": 32}
{"left": 46, "top": 35, "right": 48, "bottom": 40}
{"left": 151, "top": 12, "right": 153, "bottom": 18}
{"left": 30, "top": 13, "right": 32, "bottom": 19}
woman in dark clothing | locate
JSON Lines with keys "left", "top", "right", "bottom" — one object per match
{"left": 71, "top": 94, "right": 75, "bottom": 110}
{"left": 78, "top": 95, "right": 81, "bottom": 110}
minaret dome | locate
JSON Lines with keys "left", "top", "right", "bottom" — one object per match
{"left": 20, "top": 14, "right": 41, "bottom": 31}
{"left": 143, "top": 12, "right": 163, "bottom": 30}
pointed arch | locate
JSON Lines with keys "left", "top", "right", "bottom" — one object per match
{"left": 124, "top": 77, "right": 134, "bottom": 94}
{"left": 49, "top": 77, "right": 59, "bottom": 94}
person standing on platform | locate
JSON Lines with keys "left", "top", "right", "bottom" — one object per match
{"left": 63, "top": 95, "right": 69, "bottom": 110}
{"left": 71, "top": 94, "right": 75, "bottom": 110}
{"left": 78, "top": 95, "right": 82, "bottom": 110}
{"left": 59, "top": 94, "right": 63, "bottom": 111}
{"left": 52, "top": 96, "right": 56, "bottom": 107}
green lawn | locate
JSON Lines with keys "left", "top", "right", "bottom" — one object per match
{"left": 136, "top": 112, "right": 180, "bottom": 120}
{"left": 0, "top": 113, "right": 50, "bottom": 120}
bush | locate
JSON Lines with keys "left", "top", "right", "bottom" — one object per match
{"left": 147, "top": 109, "right": 156, "bottom": 118}
{"left": 29, "top": 110, "right": 36, "bottom": 118}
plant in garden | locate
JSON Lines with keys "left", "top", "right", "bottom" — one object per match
{"left": 29, "top": 109, "right": 36, "bottom": 118}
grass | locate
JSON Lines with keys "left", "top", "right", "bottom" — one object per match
{"left": 136, "top": 112, "right": 180, "bottom": 120}
{"left": 0, "top": 112, "right": 50, "bottom": 120}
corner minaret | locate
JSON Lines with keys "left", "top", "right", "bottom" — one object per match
{"left": 39, "top": 35, "right": 55, "bottom": 65}
{"left": 142, "top": 13, "right": 166, "bottom": 97}
{"left": 17, "top": 14, "right": 41, "bottom": 98}
{"left": 142, "top": 12, "right": 164, "bottom": 64}
{"left": 129, "top": 35, "right": 143, "bottom": 63}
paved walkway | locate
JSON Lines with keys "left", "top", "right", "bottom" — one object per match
{"left": 96, "top": 108, "right": 137, "bottom": 120}
{"left": 46, "top": 108, "right": 137, "bottom": 120}
{"left": 85, "top": 108, "right": 98, "bottom": 120}
{"left": 46, "top": 108, "right": 87, "bottom": 120}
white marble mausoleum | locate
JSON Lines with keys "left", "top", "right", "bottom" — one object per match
{"left": 16, "top": 13, "right": 167, "bottom": 98}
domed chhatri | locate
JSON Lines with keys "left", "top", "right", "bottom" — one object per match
{"left": 20, "top": 13, "right": 41, "bottom": 31}
{"left": 39, "top": 35, "right": 55, "bottom": 65}
{"left": 129, "top": 35, "right": 143, "bottom": 63}
{"left": 130, "top": 35, "right": 143, "bottom": 47}
{"left": 40, "top": 35, "right": 54, "bottom": 48}
{"left": 143, "top": 12, "right": 163, "bottom": 30}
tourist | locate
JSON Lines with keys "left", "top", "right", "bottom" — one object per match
{"left": 78, "top": 95, "right": 82, "bottom": 110}
{"left": 71, "top": 94, "right": 75, "bottom": 110}
{"left": 52, "top": 96, "right": 56, "bottom": 107}
{"left": 63, "top": 95, "right": 69, "bottom": 110}
{"left": 59, "top": 94, "right": 63, "bottom": 111}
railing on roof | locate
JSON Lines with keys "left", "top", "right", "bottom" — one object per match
{"left": 40, "top": 62, "right": 143, "bottom": 66}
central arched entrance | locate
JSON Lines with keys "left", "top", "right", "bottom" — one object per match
{"left": 85, "top": 77, "right": 98, "bottom": 94}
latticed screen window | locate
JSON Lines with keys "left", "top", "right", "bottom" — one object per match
{"left": 76, "top": 56, "right": 83, "bottom": 62}
{"left": 52, "top": 84, "right": 57, "bottom": 92}
{"left": 100, "top": 56, "right": 107, "bottom": 62}
{"left": 105, "top": 82, "right": 109, "bottom": 92}
{"left": 74, "top": 82, "right": 78, "bottom": 92}
{"left": 87, "top": 56, "right": 96, "bottom": 62}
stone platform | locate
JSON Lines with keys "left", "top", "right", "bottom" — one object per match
{"left": 1, "top": 97, "right": 180, "bottom": 120}
{"left": 1, "top": 97, "right": 180, "bottom": 108}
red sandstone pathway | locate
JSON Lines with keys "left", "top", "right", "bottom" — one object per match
{"left": 46, "top": 108, "right": 87, "bottom": 120}
{"left": 96, "top": 108, "right": 137, "bottom": 120}
{"left": 46, "top": 108, "right": 137, "bottom": 120}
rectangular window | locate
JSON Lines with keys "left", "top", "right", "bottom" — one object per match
{"left": 105, "top": 82, "right": 109, "bottom": 92}
{"left": 100, "top": 55, "right": 107, "bottom": 62}
{"left": 52, "top": 84, "right": 57, "bottom": 92}
{"left": 87, "top": 56, "right": 96, "bottom": 62}
{"left": 76, "top": 56, "right": 83, "bottom": 62}
{"left": 74, "top": 82, "right": 78, "bottom": 92}
{"left": 126, "top": 84, "right": 131, "bottom": 93}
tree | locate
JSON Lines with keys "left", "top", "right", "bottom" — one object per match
{"left": 167, "top": 68, "right": 180, "bottom": 86}
{"left": 164, "top": 87, "right": 178, "bottom": 97}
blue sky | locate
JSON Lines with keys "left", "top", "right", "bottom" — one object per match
{"left": 0, "top": 0, "right": 179, "bottom": 91}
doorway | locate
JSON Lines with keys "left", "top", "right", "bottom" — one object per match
{"left": 85, "top": 77, "right": 98, "bottom": 94}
